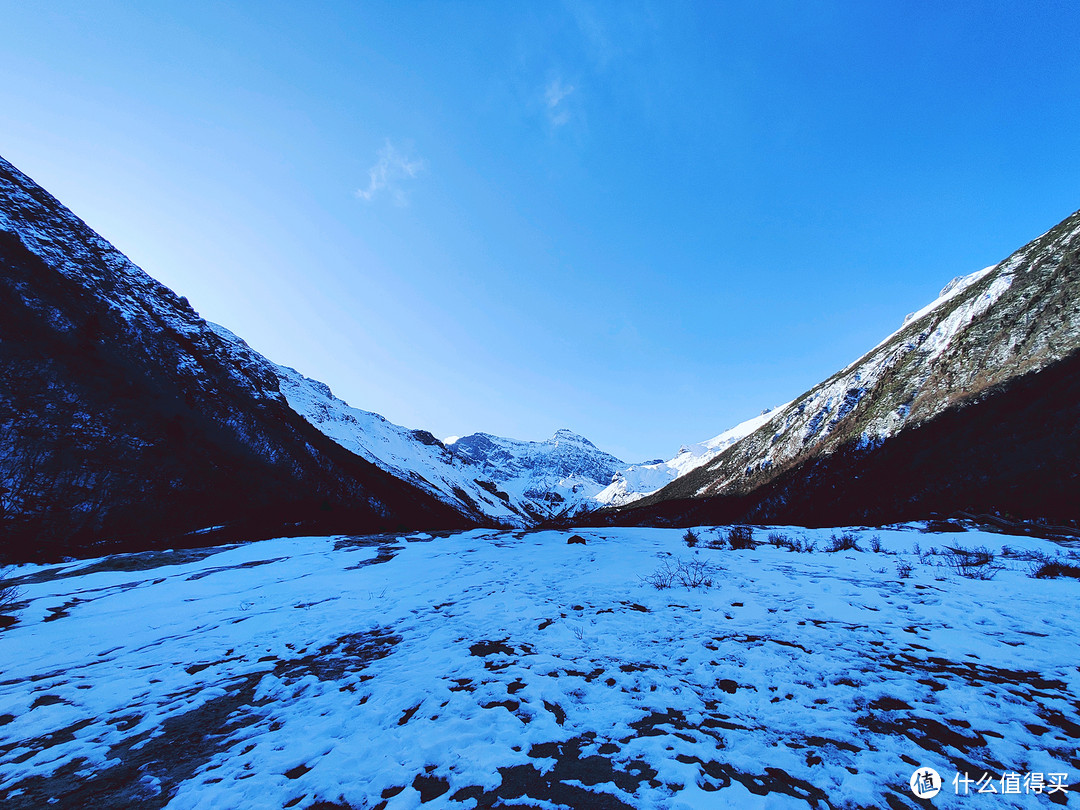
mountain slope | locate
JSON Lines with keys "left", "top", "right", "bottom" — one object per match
{"left": 256, "top": 351, "right": 628, "bottom": 525}
{"left": 447, "top": 429, "right": 625, "bottom": 520}
{"left": 267, "top": 354, "right": 523, "bottom": 525}
{"left": 0, "top": 155, "right": 470, "bottom": 562}
{"left": 608, "top": 208, "right": 1080, "bottom": 526}
{"left": 594, "top": 407, "right": 786, "bottom": 507}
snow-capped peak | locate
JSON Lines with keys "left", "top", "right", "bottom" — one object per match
{"left": 551, "top": 428, "right": 597, "bottom": 447}
{"left": 213, "top": 348, "right": 633, "bottom": 525}
{"left": 902, "top": 265, "right": 996, "bottom": 328}
{"left": 594, "top": 406, "right": 788, "bottom": 507}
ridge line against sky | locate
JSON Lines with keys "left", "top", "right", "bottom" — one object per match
{"left": 2, "top": 1, "right": 1078, "bottom": 462}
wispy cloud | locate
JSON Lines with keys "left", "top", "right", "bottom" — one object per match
{"left": 545, "top": 78, "right": 575, "bottom": 128}
{"left": 356, "top": 140, "right": 425, "bottom": 205}
{"left": 566, "top": 2, "right": 618, "bottom": 68}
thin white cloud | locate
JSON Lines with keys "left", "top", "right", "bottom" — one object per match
{"left": 356, "top": 140, "right": 425, "bottom": 205}
{"left": 566, "top": 2, "right": 618, "bottom": 67}
{"left": 546, "top": 78, "right": 575, "bottom": 108}
{"left": 545, "top": 78, "right": 575, "bottom": 128}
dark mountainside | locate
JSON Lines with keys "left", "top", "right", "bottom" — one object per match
{"left": 600, "top": 208, "right": 1080, "bottom": 529}
{"left": 0, "top": 155, "right": 472, "bottom": 563}
{"left": 3, "top": 150, "right": 1077, "bottom": 561}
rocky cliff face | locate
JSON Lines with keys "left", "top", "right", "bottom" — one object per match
{"left": 0, "top": 155, "right": 469, "bottom": 561}
{"left": 445, "top": 429, "right": 625, "bottom": 521}
{"left": 610, "top": 208, "right": 1080, "bottom": 527}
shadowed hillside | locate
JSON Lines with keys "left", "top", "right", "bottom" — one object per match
{"left": 0, "top": 156, "right": 471, "bottom": 562}
{"left": 601, "top": 208, "right": 1080, "bottom": 529}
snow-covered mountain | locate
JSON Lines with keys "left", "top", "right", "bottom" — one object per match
{"left": 595, "top": 407, "right": 787, "bottom": 507}
{"left": 446, "top": 429, "right": 624, "bottom": 520}
{"left": 0, "top": 154, "right": 468, "bottom": 561}
{"left": 242, "top": 339, "right": 628, "bottom": 525}
{"left": 611, "top": 207, "right": 1080, "bottom": 526}
{"left": 6, "top": 145, "right": 1079, "bottom": 553}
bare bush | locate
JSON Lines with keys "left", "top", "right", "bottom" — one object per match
{"left": 675, "top": 558, "right": 716, "bottom": 589}
{"left": 896, "top": 560, "right": 914, "bottom": 579}
{"left": 642, "top": 561, "right": 677, "bottom": 590}
{"left": 943, "top": 546, "right": 1001, "bottom": 580}
{"left": 728, "top": 526, "right": 756, "bottom": 550}
{"left": 767, "top": 532, "right": 814, "bottom": 553}
{"left": 0, "top": 568, "right": 23, "bottom": 625}
{"left": 1005, "top": 547, "right": 1051, "bottom": 563}
{"left": 683, "top": 529, "right": 699, "bottom": 548}
{"left": 869, "top": 535, "right": 883, "bottom": 553}
{"left": 826, "top": 533, "right": 861, "bottom": 553}
{"left": 642, "top": 558, "right": 718, "bottom": 590}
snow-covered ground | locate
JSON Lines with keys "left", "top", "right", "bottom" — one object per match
{"left": 1, "top": 526, "right": 1077, "bottom": 809}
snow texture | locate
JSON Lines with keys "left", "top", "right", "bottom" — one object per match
{"left": 691, "top": 255, "right": 1032, "bottom": 498}
{"left": 1, "top": 526, "right": 1077, "bottom": 808}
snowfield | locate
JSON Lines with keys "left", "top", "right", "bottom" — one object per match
{"left": 1, "top": 526, "right": 1077, "bottom": 809}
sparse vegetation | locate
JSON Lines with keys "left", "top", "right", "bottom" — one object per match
{"left": 869, "top": 535, "right": 883, "bottom": 553}
{"left": 643, "top": 561, "right": 677, "bottom": 590}
{"left": 943, "top": 546, "right": 1001, "bottom": 580}
{"left": 676, "top": 559, "right": 716, "bottom": 588}
{"left": 1031, "top": 560, "right": 1080, "bottom": 580}
{"left": 896, "top": 560, "right": 914, "bottom": 579}
{"left": 825, "top": 533, "right": 861, "bottom": 553}
{"left": 642, "top": 558, "right": 718, "bottom": 590}
{"left": 683, "top": 529, "right": 699, "bottom": 548}
{"left": 728, "top": 526, "right": 756, "bottom": 550}
{"left": 1003, "top": 546, "right": 1052, "bottom": 563}
{"left": 766, "top": 532, "right": 816, "bottom": 553}
{"left": 0, "top": 568, "right": 22, "bottom": 626}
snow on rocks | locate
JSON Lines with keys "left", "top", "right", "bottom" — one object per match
{"left": 596, "top": 408, "right": 788, "bottom": 508}
{"left": 225, "top": 332, "right": 628, "bottom": 526}
{"left": 0, "top": 525, "right": 1077, "bottom": 809}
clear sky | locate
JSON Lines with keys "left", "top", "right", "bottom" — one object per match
{"left": 3, "top": 1, "right": 1079, "bottom": 462}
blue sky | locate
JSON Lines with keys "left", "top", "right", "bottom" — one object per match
{"left": 3, "top": 1, "right": 1079, "bottom": 462}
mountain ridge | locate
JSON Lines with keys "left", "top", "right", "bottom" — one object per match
{"left": 3, "top": 149, "right": 1078, "bottom": 560}
{"left": 0, "top": 154, "right": 471, "bottom": 561}
{"left": 251, "top": 325, "right": 629, "bottom": 526}
{"left": 601, "top": 207, "right": 1080, "bottom": 527}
